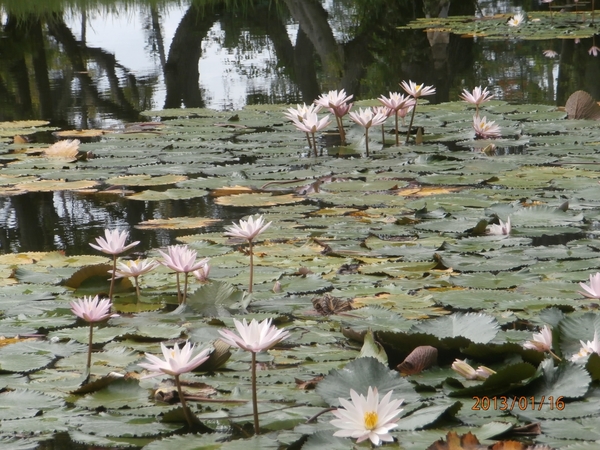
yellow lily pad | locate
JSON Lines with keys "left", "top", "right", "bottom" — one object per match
{"left": 213, "top": 193, "right": 302, "bottom": 207}
{"left": 105, "top": 174, "right": 188, "bottom": 186}
{"left": 54, "top": 129, "right": 107, "bottom": 138}
{"left": 135, "top": 217, "right": 221, "bottom": 230}
{"left": 14, "top": 179, "right": 100, "bottom": 192}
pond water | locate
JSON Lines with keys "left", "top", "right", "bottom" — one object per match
{"left": 0, "top": 0, "right": 599, "bottom": 256}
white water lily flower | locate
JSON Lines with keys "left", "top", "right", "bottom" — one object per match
{"left": 224, "top": 214, "right": 272, "bottom": 243}
{"left": 507, "top": 12, "right": 525, "bottom": 27}
{"left": 218, "top": 318, "right": 289, "bottom": 353}
{"left": 89, "top": 229, "right": 139, "bottom": 255}
{"left": 139, "top": 341, "right": 211, "bottom": 378}
{"left": 579, "top": 272, "right": 600, "bottom": 299}
{"left": 571, "top": 331, "right": 600, "bottom": 361}
{"left": 330, "top": 387, "right": 404, "bottom": 446}
{"left": 488, "top": 217, "right": 511, "bottom": 235}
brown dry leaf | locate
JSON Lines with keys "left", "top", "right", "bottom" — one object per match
{"left": 427, "top": 431, "right": 485, "bottom": 450}
{"left": 210, "top": 185, "right": 256, "bottom": 197}
{"left": 13, "top": 135, "right": 28, "bottom": 143}
{"left": 295, "top": 375, "right": 323, "bottom": 390}
{"left": 135, "top": 217, "right": 221, "bottom": 230}
{"left": 565, "top": 90, "right": 600, "bottom": 120}
{"left": 311, "top": 293, "right": 353, "bottom": 315}
{"left": 54, "top": 129, "right": 107, "bottom": 137}
{"left": 43, "top": 139, "right": 80, "bottom": 159}
{"left": 490, "top": 442, "right": 552, "bottom": 450}
{"left": 0, "top": 336, "right": 38, "bottom": 347}
{"left": 396, "top": 345, "right": 438, "bottom": 375}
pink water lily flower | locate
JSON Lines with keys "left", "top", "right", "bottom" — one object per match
{"left": 451, "top": 359, "right": 495, "bottom": 381}
{"left": 159, "top": 245, "right": 209, "bottom": 304}
{"left": 543, "top": 50, "right": 558, "bottom": 58}
{"left": 89, "top": 229, "right": 139, "bottom": 255}
{"left": 487, "top": 217, "right": 511, "bottom": 235}
{"left": 349, "top": 107, "right": 388, "bottom": 156}
{"left": 314, "top": 89, "right": 354, "bottom": 116}
{"left": 460, "top": 86, "right": 494, "bottom": 116}
{"left": 579, "top": 272, "right": 600, "bottom": 298}
{"left": 219, "top": 318, "right": 290, "bottom": 353}
{"left": 283, "top": 103, "right": 322, "bottom": 122}
{"left": 314, "top": 89, "right": 353, "bottom": 144}
{"left": 330, "top": 387, "right": 404, "bottom": 446}
{"left": 225, "top": 215, "right": 272, "bottom": 243}
{"left": 71, "top": 295, "right": 114, "bottom": 322}
{"left": 589, "top": 46, "right": 600, "bottom": 57}
{"left": 400, "top": 80, "right": 435, "bottom": 144}
{"left": 523, "top": 325, "right": 553, "bottom": 352}
{"left": 159, "top": 245, "right": 208, "bottom": 274}
{"left": 114, "top": 258, "right": 159, "bottom": 278}
{"left": 139, "top": 341, "right": 212, "bottom": 378}
{"left": 473, "top": 115, "right": 502, "bottom": 139}
{"left": 400, "top": 80, "right": 436, "bottom": 99}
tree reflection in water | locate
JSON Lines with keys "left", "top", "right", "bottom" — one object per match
{"left": 0, "top": 0, "right": 599, "bottom": 254}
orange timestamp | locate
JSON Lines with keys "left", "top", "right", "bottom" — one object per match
{"left": 472, "top": 396, "right": 565, "bottom": 411}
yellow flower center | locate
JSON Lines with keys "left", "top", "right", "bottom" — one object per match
{"left": 415, "top": 84, "right": 423, "bottom": 92}
{"left": 363, "top": 411, "right": 378, "bottom": 430}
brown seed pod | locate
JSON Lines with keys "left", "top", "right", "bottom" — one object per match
{"left": 396, "top": 345, "right": 438, "bottom": 375}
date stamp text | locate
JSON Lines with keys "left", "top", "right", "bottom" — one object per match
{"left": 472, "top": 396, "right": 565, "bottom": 411}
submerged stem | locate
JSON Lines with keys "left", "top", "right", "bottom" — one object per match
{"left": 176, "top": 272, "right": 181, "bottom": 304}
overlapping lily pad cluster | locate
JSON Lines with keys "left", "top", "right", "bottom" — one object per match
{"left": 3, "top": 89, "right": 600, "bottom": 448}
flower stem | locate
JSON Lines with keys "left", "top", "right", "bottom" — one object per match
{"left": 248, "top": 240, "right": 254, "bottom": 294}
{"left": 365, "top": 128, "right": 370, "bottom": 157}
{"left": 381, "top": 123, "right": 385, "bottom": 145}
{"left": 251, "top": 351, "right": 260, "bottom": 435}
{"left": 405, "top": 99, "right": 418, "bottom": 144}
{"left": 394, "top": 112, "right": 399, "bottom": 146}
{"left": 108, "top": 255, "right": 117, "bottom": 301}
{"left": 311, "top": 132, "right": 317, "bottom": 157}
{"left": 176, "top": 272, "right": 181, "bottom": 304}
{"left": 175, "top": 374, "right": 195, "bottom": 428}
{"left": 86, "top": 323, "right": 93, "bottom": 379}
{"left": 305, "top": 132, "right": 312, "bottom": 149}
{"left": 134, "top": 276, "right": 141, "bottom": 302}
{"left": 182, "top": 272, "right": 189, "bottom": 304}
{"left": 549, "top": 350, "right": 562, "bottom": 362}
